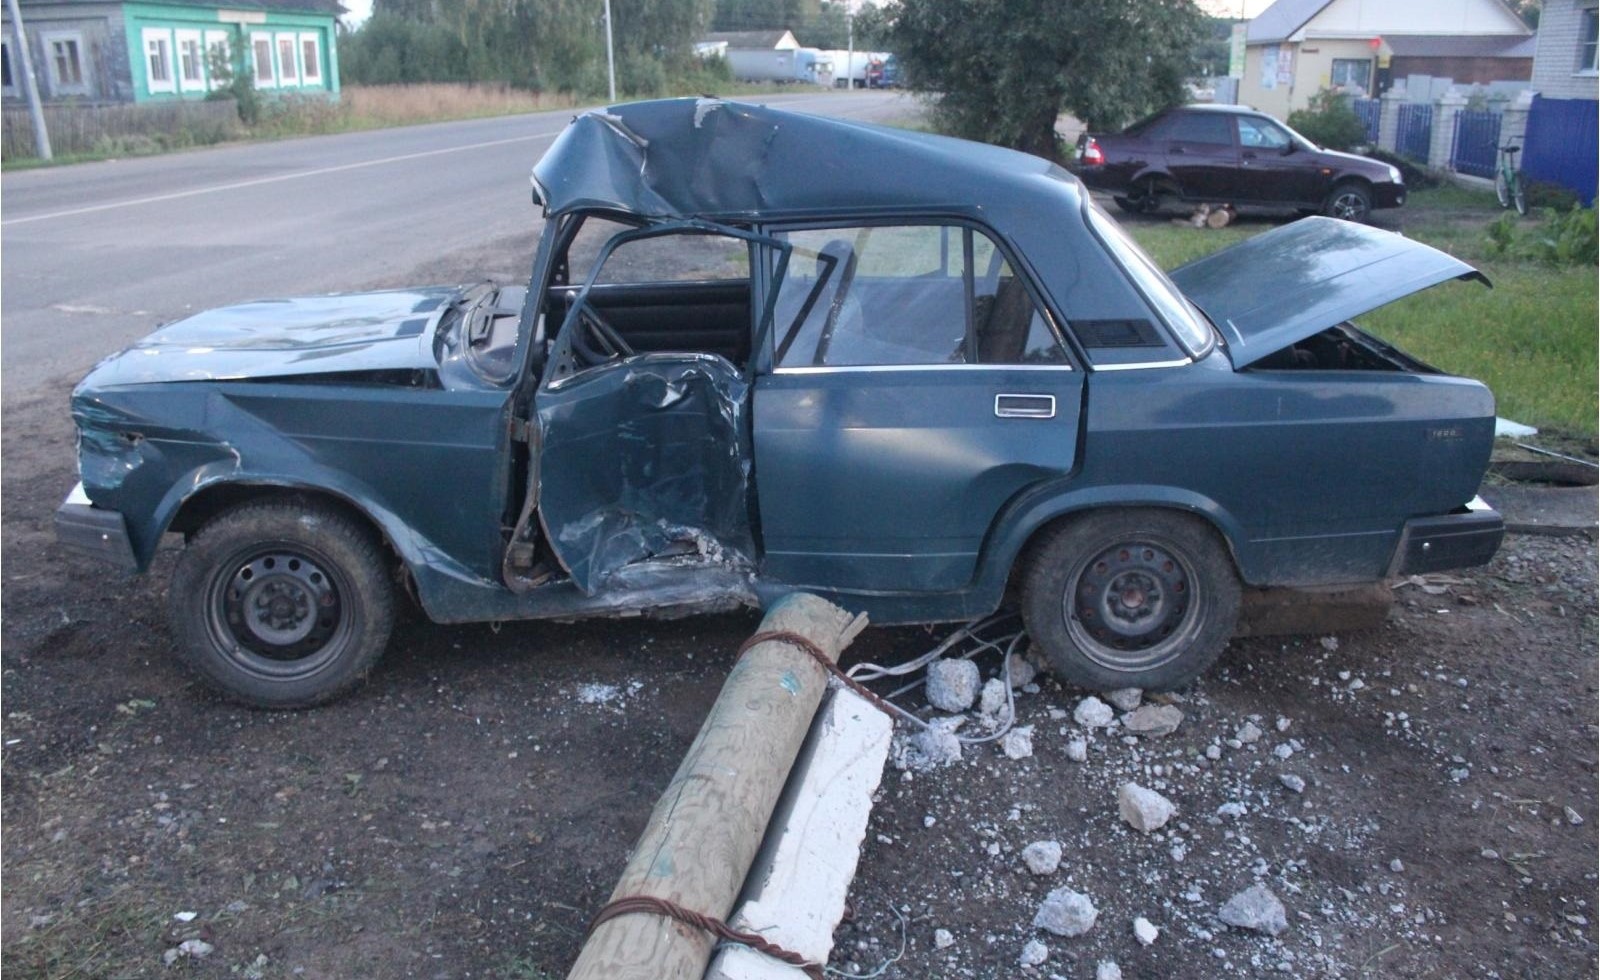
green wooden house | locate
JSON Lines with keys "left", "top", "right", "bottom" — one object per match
{"left": 2, "top": 0, "right": 341, "bottom": 104}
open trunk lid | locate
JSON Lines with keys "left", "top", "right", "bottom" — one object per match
{"left": 1170, "top": 217, "right": 1488, "bottom": 369}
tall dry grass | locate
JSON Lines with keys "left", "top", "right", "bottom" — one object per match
{"left": 342, "top": 84, "right": 579, "bottom": 126}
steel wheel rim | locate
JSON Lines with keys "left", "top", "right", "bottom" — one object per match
{"left": 205, "top": 545, "right": 353, "bottom": 680}
{"left": 1063, "top": 538, "right": 1205, "bottom": 672}
{"left": 1331, "top": 191, "right": 1368, "bottom": 220}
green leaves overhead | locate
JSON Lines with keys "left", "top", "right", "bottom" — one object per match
{"left": 889, "top": 0, "right": 1206, "bottom": 159}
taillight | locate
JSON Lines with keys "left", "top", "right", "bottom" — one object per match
{"left": 1081, "top": 138, "right": 1105, "bottom": 166}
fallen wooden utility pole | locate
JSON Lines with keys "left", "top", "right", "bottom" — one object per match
{"left": 567, "top": 593, "right": 869, "bottom": 980}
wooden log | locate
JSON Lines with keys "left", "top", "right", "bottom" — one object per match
{"left": 567, "top": 593, "right": 865, "bottom": 980}
{"left": 705, "top": 687, "right": 894, "bottom": 980}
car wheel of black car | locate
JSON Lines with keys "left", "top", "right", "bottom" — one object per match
{"left": 1324, "top": 182, "right": 1372, "bottom": 223}
{"left": 1021, "top": 509, "right": 1240, "bottom": 692}
{"left": 170, "top": 501, "right": 396, "bottom": 709}
{"left": 1113, "top": 179, "right": 1165, "bottom": 216}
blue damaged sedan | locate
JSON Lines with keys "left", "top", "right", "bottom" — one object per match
{"left": 56, "top": 99, "right": 1503, "bottom": 707}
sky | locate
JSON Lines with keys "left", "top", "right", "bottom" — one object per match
{"left": 340, "top": 0, "right": 1279, "bottom": 30}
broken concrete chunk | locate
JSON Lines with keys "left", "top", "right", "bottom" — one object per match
{"left": 933, "top": 928, "right": 955, "bottom": 949}
{"left": 1236, "top": 721, "right": 1263, "bottom": 744}
{"left": 1121, "top": 704, "right": 1183, "bottom": 738}
{"left": 1118, "top": 782, "right": 1175, "bottom": 833}
{"left": 1034, "top": 887, "right": 1098, "bottom": 937}
{"left": 1104, "top": 688, "right": 1143, "bottom": 712}
{"left": 1007, "top": 651, "right": 1039, "bottom": 689}
{"left": 1021, "top": 840, "right": 1063, "bottom": 876}
{"left": 1219, "top": 883, "right": 1289, "bottom": 936}
{"left": 978, "top": 678, "right": 1008, "bottom": 717}
{"left": 927, "top": 659, "right": 981, "bottom": 712}
{"left": 1073, "top": 696, "right": 1115, "bottom": 728}
{"left": 1019, "top": 938, "right": 1049, "bottom": 967}
{"left": 1096, "top": 960, "right": 1124, "bottom": 980}
{"left": 1002, "top": 726, "right": 1035, "bottom": 760}
{"left": 1133, "top": 916, "right": 1159, "bottom": 946}
{"left": 1280, "top": 773, "right": 1307, "bottom": 794}
{"left": 1065, "top": 738, "right": 1089, "bottom": 762}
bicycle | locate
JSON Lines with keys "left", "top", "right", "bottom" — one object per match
{"left": 1494, "top": 140, "right": 1527, "bottom": 216}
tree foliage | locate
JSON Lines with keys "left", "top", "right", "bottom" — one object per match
{"left": 342, "top": 0, "right": 721, "bottom": 95}
{"left": 1287, "top": 88, "right": 1368, "bottom": 151}
{"left": 889, "top": 0, "right": 1206, "bottom": 159}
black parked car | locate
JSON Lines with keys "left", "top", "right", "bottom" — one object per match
{"left": 1074, "top": 104, "right": 1405, "bottom": 222}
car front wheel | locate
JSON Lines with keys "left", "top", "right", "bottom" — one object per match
{"left": 1021, "top": 510, "right": 1240, "bottom": 692}
{"left": 169, "top": 500, "right": 395, "bottom": 708}
{"left": 1324, "top": 182, "right": 1372, "bottom": 222}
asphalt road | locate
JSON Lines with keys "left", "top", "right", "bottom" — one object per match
{"left": 0, "top": 90, "right": 916, "bottom": 409}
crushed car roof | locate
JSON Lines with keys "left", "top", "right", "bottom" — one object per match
{"left": 531, "top": 97, "right": 1085, "bottom": 222}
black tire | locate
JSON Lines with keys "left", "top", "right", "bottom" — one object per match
{"left": 169, "top": 500, "right": 395, "bottom": 708}
{"left": 1324, "top": 181, "right": 1372, "bottom": 223}
{"left": 1113, "top": 178, "right": 1165, "bottom": 216}
{"left": 1021, "top": 509, "right": 1240, "bottom": 692}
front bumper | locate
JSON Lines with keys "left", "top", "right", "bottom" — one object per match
{"left": 54, "top": 483, "right": 138, "bottom": 571}
{"left": 1388, "top": 496, "right": 1504, "bottom": 577}
{"left": 1373, "top": 182, "right": 1407, "bottom": 209}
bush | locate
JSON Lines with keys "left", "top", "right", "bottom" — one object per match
{"left": 1485, "top": 205, "right": 1598, "bottom": 266}
{"left": 1287, "top": 89, "right": 1368, "bottom": 151}
{"left": 1364, "top": 147, "right": 1441, "bottom": 189}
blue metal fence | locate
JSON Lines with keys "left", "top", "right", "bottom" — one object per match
{"left": 1522, "top": 95, "right": 1598, "bottom": 206}
{"left": 1450, "top": 110, "right": 1502, "bottom": 179}
{"left": 1397, "top": 103, "right": 1433, "bottom": 163}
{"left": 1351, "top": 99, "right": 1380, "bottom": 144}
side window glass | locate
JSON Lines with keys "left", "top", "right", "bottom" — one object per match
{"left": 1162, "top": 112, "right": 1234, "bottom": 146}
{"left": 1238, "top": 117, "right": 1291, "bottom": 150}
{"left": 772, "top": 224, "right": 1067, "bottom": 368}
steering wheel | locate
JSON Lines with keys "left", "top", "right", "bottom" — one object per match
{"left": 571, "top": 305, "right": 635, "bottom": 366}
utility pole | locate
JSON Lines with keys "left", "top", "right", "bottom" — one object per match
{"left": 845, "top": 0, "right": 853, "bottom": 91}
{"left": 603, "top": 0, "right": 616, "bottom": 102}
{"left": 5, "top": 0, "right": 51, "bottom": 160}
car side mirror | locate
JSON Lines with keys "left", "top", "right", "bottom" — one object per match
{"left": 1280, "top": 142, "right": 1296, "bottom": 156}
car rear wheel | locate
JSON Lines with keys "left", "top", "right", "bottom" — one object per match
{"left": 170, "top": 500, "right": 395, "bottom": 708}
{"left": 1324, "top": 182, "right": 1372, "bottom": 223}
{"left": 1113, "top": 178, "right": 1165, "bottom": 216}
{"left": 1021, "top": 510, "right": 1240, "bottom": 692}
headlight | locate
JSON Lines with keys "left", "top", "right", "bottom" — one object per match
{"left": 1388, "top": 165, "right": 1402, "bottom": 184}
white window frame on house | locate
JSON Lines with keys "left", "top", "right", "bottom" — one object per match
{"left": 275, "top": 32, "right": 299, "bottom": 86}
{"left": 175, "top": 28, "right": 205, "bottom": 93}
{"left": 1, "top": 37, "right": 16, "bottom": 98}
{"left": 143, "top": 27, "right": 176, "bottom": 94}
{"left": 204, "top": 30, "right": 230, "bottom": 90}
{"left": 1580, "top": 7, "right": 1598, "bottom": 76}
{"left": 251, "top": 32, "right": 276, "bottom": 87}
{"left": 1330, "top": 57, "right": 1372, "bottom": 95}
{"left": 40, "top": 29, "right": 89, "bottom": 97}
{"left": 298, "top": 32, "right": 321, "bottom": 86}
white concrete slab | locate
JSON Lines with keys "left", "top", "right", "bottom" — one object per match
{"left": 704, "top": 687, "right": 894, "bottom": 980}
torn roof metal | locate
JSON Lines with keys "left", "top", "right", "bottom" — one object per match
{"left": 530, "top": 97, "right": 1084, "bottom": 224}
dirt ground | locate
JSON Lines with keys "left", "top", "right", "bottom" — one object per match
{"left": 3, "top": 361, "right": 1596, "bottom": 980}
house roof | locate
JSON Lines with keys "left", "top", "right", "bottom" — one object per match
{"left": 702, "top": 30, "right": 796, "bottom": 50}
{"left": 1247, "top": 0, "right": 1328, "bottom": 44}
{"left": 19, "top": 0, "right": 344, "bottom": 12}
{"left": 1246, "top": 0, "right": 1529, "bottom": 44}
{"left": 1384, "top": 33, "right": 1537, "bottom": 58}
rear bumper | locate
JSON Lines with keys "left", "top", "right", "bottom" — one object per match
{"left": 54, "top": 483, "right": 138, "bottom": 571}
{"left": 1388, "top": 496, "right": 1504, "bottom": 577}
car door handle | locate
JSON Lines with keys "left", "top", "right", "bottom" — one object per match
{"left": 995, "top": 394, "right": 1056, "bottom": 419}
{"left": 1168, "top": 145, "right": 1186, "bottom": 154}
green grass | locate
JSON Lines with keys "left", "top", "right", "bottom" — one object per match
{"left": 1127, "top": 211, "right": 1598, "bottom": 439}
